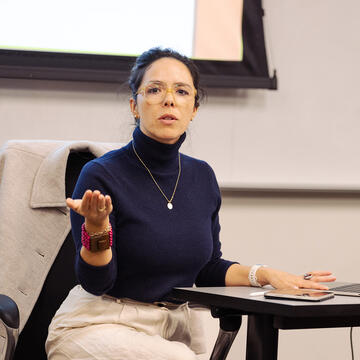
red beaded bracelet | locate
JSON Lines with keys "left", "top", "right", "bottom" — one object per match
{"left": 81, "top": 223, "right": 113, "bottom": 252}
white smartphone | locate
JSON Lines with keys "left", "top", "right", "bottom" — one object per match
{"left": 264, "top": 288, "right": 334, "bottom": 302}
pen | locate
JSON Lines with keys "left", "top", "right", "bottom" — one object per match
{"left": 249, "top": 291, "right": 267, "bottom": 296}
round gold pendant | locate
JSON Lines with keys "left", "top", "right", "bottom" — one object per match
{"left": 167, "top": 203, "right": 173, "bottom": 210}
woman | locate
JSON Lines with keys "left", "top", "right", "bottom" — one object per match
{"left": 46, "top": 48, "right": 335, "bottom": 359}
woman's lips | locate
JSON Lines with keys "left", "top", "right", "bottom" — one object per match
{"left": 159, "top": 114, "right": 178, "bottom": 124}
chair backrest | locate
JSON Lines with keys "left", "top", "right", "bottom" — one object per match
{"left": 13, "top": 151, "right": 95, "bottom": 360}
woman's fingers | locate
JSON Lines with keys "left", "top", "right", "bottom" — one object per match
{"left": 266, "top": 268, "right": 335, "bottom": 291}
{"left": 105, "top": 195, "right": 113, "bottom": 215}
{"left": 306, "top": 271, "right": 333, "bottom": 278}
{"left": 98, "top": 194, "right": 106, "bottom": 212}
{"left": 82, "top": 190, "right": 92, "bottom": 211}
{"left": 66, "top": 198, "right": 81, "bottom": 212}
{"left": 302, "top": 271, "right": 336, "bottom": 283}
{"left": 313, "top": 271, "right": 333, "bottom": 276}
{"left": 66, "top": 190, "right": 92, "bottom": 215}
{"left": 89, "top": 190, "right": 100, "bottom": 213}
{"left": 311, "top": 275, "right": 337, "bottom": 283}
{"left": 300, "top": 280, "right": 330, "bottom": 290}
{"left": 299, "top": 271, "right": 336, "bottom": 290}
{"left": 67, "top": 190, "right": 113, "bottom": 221}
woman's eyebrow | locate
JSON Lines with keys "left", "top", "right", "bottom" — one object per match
{"left": 146, "top": 80, "right": 192, "bottom": 87}
{"left": 174, "top": 82, "right": 192, "bottom": 87}
{"left": 147, "top": 80, "right": 162, "bottom": 84}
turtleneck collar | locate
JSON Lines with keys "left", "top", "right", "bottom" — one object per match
{"left": 131, "top": 126, "right": 186, "bottom": 172}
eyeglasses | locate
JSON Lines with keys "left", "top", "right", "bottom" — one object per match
{"left": 137, "top": 81, "right": 197, "bottom": 105}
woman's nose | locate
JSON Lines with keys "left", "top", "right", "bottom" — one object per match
{"left": 163, "top": 89, "right": 175, "bottom": 106}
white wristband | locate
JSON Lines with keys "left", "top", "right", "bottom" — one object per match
{"left": 249, "top": 264, "right": 268, "bottom": 287}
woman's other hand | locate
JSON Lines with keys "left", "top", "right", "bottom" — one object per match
{"left": 66, "top": 190, "right": 113, "bottom": 230}
{"left": 67, "top": 190, "right": 113, "bottom": 265}
{"left": 258, "top": 268, "right": 336, "bottom": 290}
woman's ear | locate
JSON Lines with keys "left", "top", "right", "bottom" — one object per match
{"left": 129, "top": 98, "right": 139, "bottom": 119}
{"left": 191, "top": 105, "right": 198, "bottom": 121}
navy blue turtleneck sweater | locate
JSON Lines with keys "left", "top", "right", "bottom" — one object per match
{"left": 71, "top": 127, "right": 236, "bottom": 302}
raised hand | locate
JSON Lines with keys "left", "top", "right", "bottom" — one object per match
{"left": 66, "top": 189, "right": 113, "bottom": 229}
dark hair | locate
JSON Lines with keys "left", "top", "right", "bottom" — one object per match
{"left": 128, "top": 47, "right": 203, "bottom": 109}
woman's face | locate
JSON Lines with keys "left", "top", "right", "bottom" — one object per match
{"left": 130, "top": 57, "right": 198, "bottom": 144}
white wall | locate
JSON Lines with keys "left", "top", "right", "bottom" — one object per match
{"left": 1, "top": 1, "right": 360, "bottom": 359}
{"left": 219, "top": 193, "right": 360, "bottom": 359}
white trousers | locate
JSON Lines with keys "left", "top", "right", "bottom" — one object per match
{"left": 46, "top": 285, "right": 206, "bottom": 360}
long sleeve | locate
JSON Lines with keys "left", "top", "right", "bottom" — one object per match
{"left": 195, "top": 166, "right": 238, "bottom": 287}
{"left": 71, "top": 161, "right": 118, "bottom": 295}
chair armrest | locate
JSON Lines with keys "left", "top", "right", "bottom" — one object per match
{"left": 0, "top": 295, "right": 19, "bottom": 360}
{"left": 209, "top": 307, "right": 242, "bottom": 360}
{"left": 0, "top": 295, "right": 19, "bottom": 329}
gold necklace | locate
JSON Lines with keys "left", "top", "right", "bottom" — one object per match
{"left": 132, "top": 141, "right": 181, "bottom": 210}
